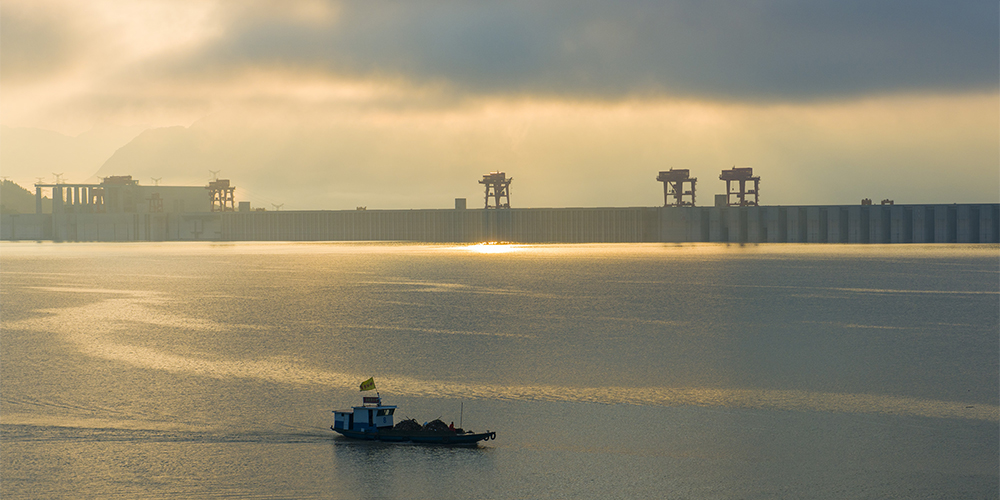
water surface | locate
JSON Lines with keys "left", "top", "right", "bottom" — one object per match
{"left": 2, "top": 242, "right": 997, "bottom": 498}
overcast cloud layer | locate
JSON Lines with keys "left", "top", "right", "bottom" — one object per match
{"left": 1, "top": 0, "right": 997, "bottom": 208}
{"left": 196, "top": 0, "right": 998, "bottom": 100}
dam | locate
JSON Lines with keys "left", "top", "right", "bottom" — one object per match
{"left": 2, "top": 172, "right": 997, "bottom": 244}
{"left": 3, "top": 204, "right": 997, "bottom": 244}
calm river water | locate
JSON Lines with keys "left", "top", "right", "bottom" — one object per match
{"left": 2, "top": 242, "right": 997, "bottom": 499}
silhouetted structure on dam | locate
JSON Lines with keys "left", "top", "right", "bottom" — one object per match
{"left": 479, "top": 172, "right": 512, "bottom": 209}
{"left": 720, "top": 167, "right": 760, "bottom": 207}
{"left": 657, "top": 169, "right": 697, "bottom": 207}
{"left": 208, "top": 179, "right": 237, "bottom": 212}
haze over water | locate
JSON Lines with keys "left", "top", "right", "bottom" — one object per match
{"left": 2, "top": 242, "right": 997, "bottom": 499}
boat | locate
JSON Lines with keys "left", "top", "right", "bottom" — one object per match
{"left": 331, "top": 394, "right": 496, "bottom": 445}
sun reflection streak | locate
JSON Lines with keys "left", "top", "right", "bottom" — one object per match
{"left": 7, "top": 290, "right": 997, "bottom": 424}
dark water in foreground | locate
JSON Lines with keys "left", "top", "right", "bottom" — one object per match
{"left": 2, "top": 242, "right": 997, "bottom": 499}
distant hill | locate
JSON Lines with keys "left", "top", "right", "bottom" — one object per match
{"left": 93, "top": 126, "right": 212, "bottom": 186}
{"left": 0, "top": 125, "right": 146, "bottom": 188}
{"left": 1, "top": 180, "right": 49, "bottom": 214}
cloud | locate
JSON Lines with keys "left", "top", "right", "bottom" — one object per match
{"left": 1, "top": 0, "right": 996, "bottom": 209}
{"left": 184, "top": 0, "right": 998, "bottom": 102}
{"left": 3, "top": 0, "right": 996, "bottom": 132}
{"left": 0, "top": 0, "right": 85, "bottom": 82}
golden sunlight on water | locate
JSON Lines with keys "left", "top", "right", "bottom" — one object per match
{"left": 463, "top": 243, "right": 520, "bottom": 254}
{"left": 379, "top": 378, "right": 1000, "bottom": 423}
{"left": 8, "top": 289, "right": 996, "bottom": 424}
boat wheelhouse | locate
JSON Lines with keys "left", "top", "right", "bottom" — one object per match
{"left": 332, "top": 396, "right": 396, "bottom": 433}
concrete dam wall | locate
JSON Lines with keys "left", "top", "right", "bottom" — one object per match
{"left": 3, "top": 204, "right": 998, "bottom": 244}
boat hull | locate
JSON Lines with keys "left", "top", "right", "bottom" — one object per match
{"left": 332, "top": 427, "right": 495, "bottom": 445}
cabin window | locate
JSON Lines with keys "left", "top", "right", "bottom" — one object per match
{"left": 376, "top": 409, "right": 394, "bottom": 416}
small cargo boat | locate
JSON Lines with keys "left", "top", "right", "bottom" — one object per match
{"left": 331, "top": 394, "right": 496, "bottom": 445}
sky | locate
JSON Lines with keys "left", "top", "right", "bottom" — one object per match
{"left": 2, "top": 0, "right": 997, "bottom": 209}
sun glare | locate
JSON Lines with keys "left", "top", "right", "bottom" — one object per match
{"left": 466, "top": 243, "right": 518, "bottom": 254}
